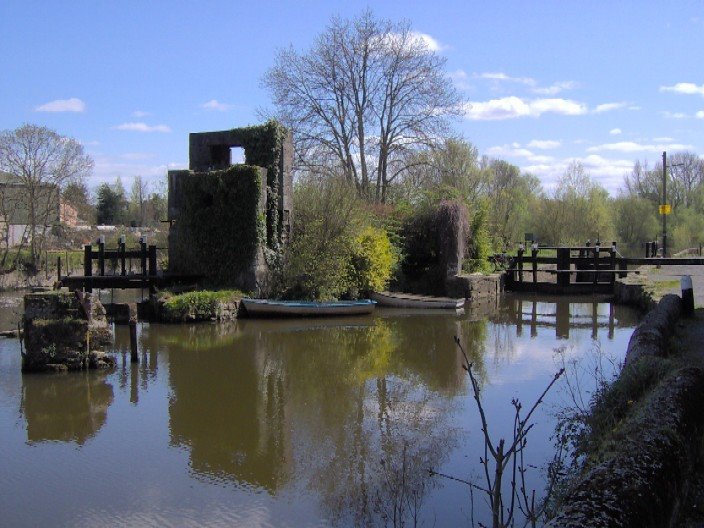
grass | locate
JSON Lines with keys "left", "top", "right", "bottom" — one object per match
{"left": 160, "top": 289, "right": 247, "bottom": 322}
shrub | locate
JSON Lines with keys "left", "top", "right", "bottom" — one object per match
{"left": 281, "top": 175, "right": 365, "bottom": 301}
{"left": 349, "top": 225, "right": 396, "bottom": 295}
{"left": 464, "top": 201, "right": 492, "bottom": 273}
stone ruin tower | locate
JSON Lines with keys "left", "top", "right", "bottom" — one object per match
{"left": 167, "top": 121, "right": 292, "bottom": 293}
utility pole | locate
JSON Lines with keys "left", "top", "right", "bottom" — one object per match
{"left": 662, "top": 151, "right": 667, "bottom": 258}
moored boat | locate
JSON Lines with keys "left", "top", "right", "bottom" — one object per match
{"left": 241, "top": 298, "right": 376, "bottom": 317}
{"left": 370, "top": 291, "right": 465, "bottom": 310}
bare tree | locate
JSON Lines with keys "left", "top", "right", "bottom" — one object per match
{"left": 262, "top": 10, "right": 463, "bottom": 202}
{"left": 0, "top": 124, "right": 93, "bottom": 264}
{"left": 130, "top": 175, "right": 149, "bottom": 226}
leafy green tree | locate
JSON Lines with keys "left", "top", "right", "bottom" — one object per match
{"left": 283, "top": 174, "right": 365, "bottom": 300}
{"left": 96, "top": 179, "right": 128, "bottom": 225}
{"left": 486, "top": 160, "right": 542, "bottom": 248}
{"left": 614, "top": 196, "right": 659, "bottom": 253}
{"left": 671, "top": 207, "right": 704, "bottom": 252}
{"left": 63, "top": 181, "right": 96, "bottom": 224}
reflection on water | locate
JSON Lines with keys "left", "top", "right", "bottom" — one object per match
{"left": 0, "top": 294, "right": 641, "bottom": 527}
{"left": 22, "top": 371, "right": 113, "bottom": 444}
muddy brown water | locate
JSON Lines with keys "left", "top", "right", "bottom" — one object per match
{"left": 0, "top": 292, "right": 639, "bottom": 527}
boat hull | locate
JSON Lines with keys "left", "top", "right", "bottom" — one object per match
{"left": 241, "top": 299, "right": 376, "bottom": 317}
{"left": 371, "top": 291, "right": 465, "bottom": 310}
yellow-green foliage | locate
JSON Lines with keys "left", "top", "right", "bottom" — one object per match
{"left": 349, "top": 225, "right": 396, "bottom": 293}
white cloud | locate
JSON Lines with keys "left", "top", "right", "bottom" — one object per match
{"left": 659, "top": 111, "right": 688, "bottom": 119}
{"left": 35, "top": 97, "right": 86, "bottom": 112}
{"left": 113, "top": 122, "right": 171, "bottom": 133}
{"left": 527, "top": 139, "right": 561, "bottom": 149}
{"left": 523, "top": 155, "right": 633, "bottom": 194}
{"left": 532, "top": 81, "right": 578, "bottom": 95}
{"left": 376, "top": 31, "right": 447, "bottom": 54}
{"left": 609, "top": 128, "right": 622, "bottom": 135}
{"left": 474, "top": 72, "right": 536, "bottom": 86}
{"left": 409, "top": 31, "right": 445, "bottom": 52}
{"left": 653, "top": 136, "right": 674, "bottom": 142}
{"left": 448, "top": 70, "right": 472, "bottom": 90}
{"left": 91, "top": 156, "right": 185, "bottom": 188}
{"left": 593, "top": 102, "right": 628, "bottom": 113}
{"left": 201, "top": 99, "right": 234, "bottom": 112}
{"left": 660, "top": 82, "right": 704, "bottom": 97}
{"left": 486, "top": 144, "right": 554, "bottom": 164}
{"left": 587, "top": 141, "right": 693, "bottom": 153}
{"left": 464, "top": 96, "right": 587, "bottom": 120}
{"left": 697, "top": 110, "right": 704, "bottom": 119}
{"left": 132, "top": 110, "right": 150, "bottom": 117}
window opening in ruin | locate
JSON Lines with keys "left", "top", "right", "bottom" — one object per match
{"left": 230, "top": 147, "right": 245, "bottom": 165}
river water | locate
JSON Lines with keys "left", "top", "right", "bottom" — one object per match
{"left": 0, "top": 293, "right": 639, "bottom": 527}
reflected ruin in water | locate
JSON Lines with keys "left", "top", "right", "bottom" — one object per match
{"left": 0, "top": 293, "right": 639, "bottom": 526}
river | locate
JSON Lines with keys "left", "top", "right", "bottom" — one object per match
{"left": 0, "top": 293, "right": 639, "bottom": 527}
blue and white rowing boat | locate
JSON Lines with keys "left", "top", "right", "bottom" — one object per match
{"left": 241, "top": 298, "right": 376, "bottom": 317}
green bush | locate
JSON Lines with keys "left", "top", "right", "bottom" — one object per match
{"left": 160, "top": 290, "right": 244, "bottom": 323}
{"left": 281, "top": 175, "right": 364, "bottom": 301}
{"left": 464, "top": 201, "right": 492, "bottom": 273}
{"left": 348, "top": 225, "right": 396, "bottom": 294}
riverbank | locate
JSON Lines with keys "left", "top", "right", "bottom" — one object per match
{"left": 547, "top": 266, "right": 704, "bottom": 527}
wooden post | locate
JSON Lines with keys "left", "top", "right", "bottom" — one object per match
{"left": 610, "top": 243, "right": 617, "bottom": 285}
{"left": 618, "top": 259, "right": 627, "bottom": 278}
{"left": 556, "top": 248, "right": 570, "bottom": 289}
{"left": 517, "top": 247, "right": 524, "bottom": 283}
{"left": 98, "top": 239, "right": 105, "bottom": 276}
{"left": 148, "top": 245, "right": 157, "bottom": 276}
{"left": 682, "top": 276, "right": 694, "bottom": 316}
{"left": 593, "top": 245, "right": 600, "bottom": 287}
{"left": 645, "top": 242, "right": 651, "bottom": 258}
{"left": 83, "top": 244, "right": 92, "bottom": 293}
{"left": 57, "top": 256, "right": 62, "bottom": 282}
{"left": 531, "top": 245, "right": 538, "bottom": 284}
{"left": 119, "top": 239, "right": 126, "bottom": 276}
{"left": 140, "top": 241, "right": 147, "bottom": 276}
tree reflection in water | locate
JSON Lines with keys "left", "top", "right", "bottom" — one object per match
{"left": 158, "top": 314, "right": 488, "bottom": 525}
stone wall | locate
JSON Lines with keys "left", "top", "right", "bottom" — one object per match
{"left": 445, "top": 273, "right": 504, "bottom": 300}
{"left": 22, "top": 291, "right": 114, "bottom": 372}
{"left": 547, "top": 293, "right": 704, "bottom": 527}
{"left": 168, "top": 166, "right": 268, "bottom": 292}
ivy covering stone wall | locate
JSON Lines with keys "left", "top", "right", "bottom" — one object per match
{"left": 168, "top": 165, "right": 266, "bottom": 290}
{"left": 188, "top": 120, "right": 292, "bottom": 247}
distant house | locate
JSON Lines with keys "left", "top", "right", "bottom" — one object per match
{"left": 0, "top": 171, "right": 67, "bottom": 246}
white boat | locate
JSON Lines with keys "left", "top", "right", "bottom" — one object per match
{"left": 370, "top": 291, "right": 465, "bottom": 310}
{"left": 241, "top": 298, "right": 376, "bottom": 317}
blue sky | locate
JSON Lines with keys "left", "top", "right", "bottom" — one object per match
{"left": 1, "top": 1, "right": 702, "bottom": 195}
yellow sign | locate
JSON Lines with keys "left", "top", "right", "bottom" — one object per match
{"left": 659, "top": 204, "right": 671, "bottom": 215}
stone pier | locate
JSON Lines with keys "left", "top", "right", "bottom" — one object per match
{"left": 22, "top": 291, "right": 114, "bottom": 372}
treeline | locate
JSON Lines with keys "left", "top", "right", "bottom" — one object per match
{"left": 63, "top": 176, "right": 167, "bottom": 228}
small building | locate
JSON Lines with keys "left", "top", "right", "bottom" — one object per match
{"left": 0, "top": 171, "right": 60, "bottom": 246}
